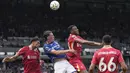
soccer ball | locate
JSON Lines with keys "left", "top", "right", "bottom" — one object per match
{"left": 50, "top": 1, "right": 60, "bottom": 10}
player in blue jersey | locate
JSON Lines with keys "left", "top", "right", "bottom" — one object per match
{"left": 43, "top": 30, "right": 77, "bottom": 73}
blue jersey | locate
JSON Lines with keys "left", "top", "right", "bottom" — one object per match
{"left": 43, "top": 41, "right": 66, "bottom": 62}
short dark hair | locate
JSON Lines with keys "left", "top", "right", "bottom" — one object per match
{"left": 43, "top": 30, "right": 52, "bottom": 40}
{"left": 68, "top": 25, "right": 76, "bottom": 33}
{"left": 30, "top": 37, "right": 39, "bottom": 43}
{"left": 102, "top": 35, "right": 112, "bottom": 45}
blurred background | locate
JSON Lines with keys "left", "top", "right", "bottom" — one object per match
{"left": 0, "top": 0, "right": 130, "bottom": 73}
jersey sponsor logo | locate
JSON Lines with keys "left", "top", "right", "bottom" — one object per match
{"left": 27, "top": 55, "right": 37, "bottom": 59}
{"left": 45, "top": 46, "right": 53, "bottom": 51}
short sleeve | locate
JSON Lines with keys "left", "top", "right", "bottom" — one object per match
{"left": 17, "top": 47, "right": 26, "bottom": 56}
{"left": 91, "top": 52, "right": 98, "bottom": 65}
{"left": 44, "top": 46, "right": 54, "bottom": 53}
{"left": 118, "top": 51, "right": 124, "bottom": 63}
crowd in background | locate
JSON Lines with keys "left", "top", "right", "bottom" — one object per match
{"left": 0, "top": 0, "right": 130, "bottom": 46}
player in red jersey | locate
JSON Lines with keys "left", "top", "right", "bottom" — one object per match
{"left": 67, "top": 25, "right": 102, "bottom": 73}
{"left": 2, "top": 38, "right": 41, "bottom": 73}
{"left": 89, "top": 35, "right": 128, "bottom": 73}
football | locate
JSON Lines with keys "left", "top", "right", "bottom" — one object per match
{"left": 50, "top": 1, "right": 60, "bottom": 10}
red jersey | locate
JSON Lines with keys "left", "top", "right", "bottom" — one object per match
{"left": 67, "top": 34, "right": 87, "bottom": 71}
{"left": 91, "top": 48, "right": 124, "bottom": 73}
{"left": 17, "top": 46, "right": 41, "bottom": 73}
{"left": 67, "top": 34, "right": 83, "bottom": 60}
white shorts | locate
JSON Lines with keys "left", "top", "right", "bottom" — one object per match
{"left": 54, "top": 60, "right": 76, "bottom": 73}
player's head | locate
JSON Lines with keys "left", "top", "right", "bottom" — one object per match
{"left": 30, "top": 37, "right": 40, "bottom": 48}
{"left": 102, "top": 35, "right": 112, "bottom": 45}
{"left": 68, "top": 25, "right": 79, "bottom": 35}
{"left": 43, "top": 30, "right": 54, "bottom": 42}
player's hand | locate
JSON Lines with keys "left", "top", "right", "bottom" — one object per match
{"left": 2, "top": 57, "right": 10, "bottom": 63}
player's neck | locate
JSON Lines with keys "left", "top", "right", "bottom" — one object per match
{"left": 103, "top": 45, "right": 112, "bottom": 48}
{"left": 71, "top": 33, "right": 78, "bottom": 36}
{"left": 29, "top": 44, "right": 36, "bottom": 50}
{"left": 46, "top": 40, "right": 53, "bottom": 44}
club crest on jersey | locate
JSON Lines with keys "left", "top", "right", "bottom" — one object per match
{"left": 52, "top": 44, "right": 60, "bottom": 50}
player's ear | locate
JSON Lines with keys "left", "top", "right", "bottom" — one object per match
{"left": 47, "top": 36, "right": 49, "bottom": 40}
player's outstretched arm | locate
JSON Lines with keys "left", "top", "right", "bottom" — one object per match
{"left": 89, "top": 64, "right": 95, "bottom": 73}
{"left": 50, "top": 49, "right": 76, "bottom": 55}
{"left": 2, "top": 53, "right": 19, "bottom": 62}
{"left": 84, "top": 40, "right": 102, "bottom": 46}
{"left": 74, "top": 38, "right": 102, "bottom": 46}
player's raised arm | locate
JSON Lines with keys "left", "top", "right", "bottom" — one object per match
{"left": 68, "top": 25, "right": 102, "bottom": 46}
{"left": 2, "top": 52, "right": 19, "bottom": 62}
{"left": 74, "top": 37, "right": 102, "bottom": 46}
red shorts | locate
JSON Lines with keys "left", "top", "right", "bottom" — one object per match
{"left": 69, "top": 59, "right": 86, "bottom": 72}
